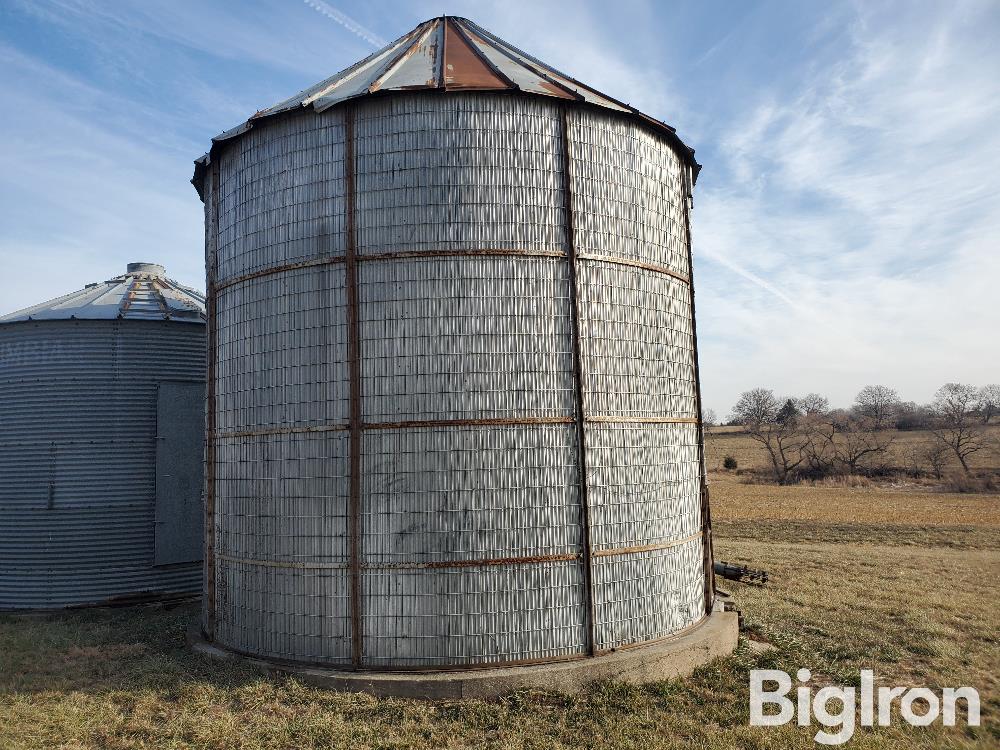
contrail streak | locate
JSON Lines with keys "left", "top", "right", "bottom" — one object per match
{"left": 301, "top": 0, "right": 387, "bottom": 48}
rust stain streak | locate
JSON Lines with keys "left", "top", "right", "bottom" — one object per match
{"left": 585, "top": 416, "right": 700, "bottom": 424}
{"left": 212, "top": 423, "right": 349, "bottom": 440}
{"left": 363, "top": 416, "right": 575, "bottom": 430}
{"left": 592, "top": 533, "right": 702, "bottom": 558}
{"left": 442, "top": 17, "right": 508, "bottom": 90}
{"left": 576, "top": 253, "right": 691, "bottom": 284}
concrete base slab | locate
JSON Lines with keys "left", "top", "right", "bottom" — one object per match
{"left": 188, "top": 609, "right": 738, "bottom": 699}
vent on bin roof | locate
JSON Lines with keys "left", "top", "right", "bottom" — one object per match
{"left": 0, "top": 263, "right": 206, "bottom": 324}
{"left": 193, "top": 15, "right": 698, "bottom": 192}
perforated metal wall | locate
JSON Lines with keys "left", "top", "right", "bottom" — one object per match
{"left": 203, "top": 93, "right": 709, "bottom": 668}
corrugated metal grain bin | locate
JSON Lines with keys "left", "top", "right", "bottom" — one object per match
{"left": 193, "top": 16, "right": 715, "bottom": 669}
{"left": 0, "top": 263, "right": 207, "bottom": 609}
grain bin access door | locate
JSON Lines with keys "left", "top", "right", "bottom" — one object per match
{"left": 154, "top": 381, "right": 205, "bottom": 565}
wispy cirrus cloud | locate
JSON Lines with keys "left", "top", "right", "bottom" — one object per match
{"left": 0, "top": 0, "right": 996, "bottom": 415}
{"left": 694, "top": 0, "right": 1000, "bottom": 412}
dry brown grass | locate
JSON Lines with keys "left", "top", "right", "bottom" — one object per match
{"left": 709, "top": 475, "right": 1000, "bottom": 526}
{"left": 1, "top": 471, "right": 998, "bottom": 748}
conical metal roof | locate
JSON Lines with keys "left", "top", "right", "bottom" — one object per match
{"left": 0, "top": 263, "right": 206, "bottom": 324}
{"left": 193, "top": 16, "right": 698, "bottom": 192}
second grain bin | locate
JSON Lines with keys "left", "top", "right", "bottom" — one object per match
{"left": 193, "top": 16, "right": 722, "bottom": 672}
{"left": 0, "top": 263, "right": 206, "bottom": 609}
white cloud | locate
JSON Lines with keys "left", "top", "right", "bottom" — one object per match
{"left": 694, "top": 0, "right": 1000, "bottom": 414}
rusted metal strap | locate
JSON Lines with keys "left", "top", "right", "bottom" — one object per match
{"left": 204, "top": 156, "right": 221, "bottom": 641}
{"left": 680, "top": 163, "right": 715, "bottom": 614}
{"left": 212, "top": 248, "right": 690, "bottom": 294}
{"left": 212, "top": 424, "right": 350, "bottom": 440}
{"left": 591, "top": 533, "right": 701, "bottom": 558}
{"left": 344, "top": 105, "right": 363, "bottom": 670}
{"left": 575, "top": 253, "right": 691, "bottom": 285}
{"left": 560, "top": 107, "right": 598, "bottom": 658}
{"left": 214, "top": 256, "right": 347, "bottom": 291}
{"left": 364, "top": 416, "right": 574, "bottom": 430}
{"left": 585, "top": 416, "right": 700, "bottom": 425}
{"left": 211, "top": 415, "right": 697, "bottom": 440}
{"left": 216, "top": 535, "right": 701, "bottom": 573}
{"left": 364, "top": 248, "right": 568, "bottom": 261}
{"left": 212, "top": 249, "right": 571, "bottom": 292}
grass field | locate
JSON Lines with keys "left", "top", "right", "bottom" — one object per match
{"left": 1, "top": 436, "right": 998, "bottom": 748}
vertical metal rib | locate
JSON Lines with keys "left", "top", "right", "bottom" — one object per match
{"left": 559, "top": 107, "right": 596, "bottom": 656}
{"left": 680, "top": 163, "right": 714, "bottom": 614}
{"left": 345, "top": 106, "right": 363, "bottom": 668}
{"left": 205, "top": 156, "right": 221, "bottom": 640}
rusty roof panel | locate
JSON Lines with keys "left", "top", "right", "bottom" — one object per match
{"left": 374, "top": 21, "right": 442, "bottom": 91}
{"left": 456, "top": 22, "right": 576, "bottom": 99}
{"left": 460, "top": 18, "right": 629, "bottom": 112}
{"left": 442, "top": 18, "right": 509, "bottom": 90}
{"left": 193, "top": 15, "right": 699, "bottom": 188}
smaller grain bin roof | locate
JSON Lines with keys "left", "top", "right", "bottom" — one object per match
{"left": 193, "top": 15, "right": 699, "bottom": 195}
{"left": 0, "top": 263, "right": 206, "bottom": 324}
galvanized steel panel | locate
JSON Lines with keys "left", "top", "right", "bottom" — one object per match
{"left": 214, "top": 557, "right": 351, "bottom": 665}
{"left": 214, "top": 431, "right": 349, "bottom": 564}
{"left": 362, "top": 561, "right": 586, "bottom": 667}
{"left": 593, "top": 539, "right": 704, "bottom": 650}
{"left": 585, "top": 423, "right": 701, "bottom": 551}
{"left": 374, "top": 21, "right": 441, "bottom": 91}
{"left": 353, "top": 94, "right": 566, "bottom": 254}
{"left": 216, "top": 112, "right": 347, "bottom": 284}
{"left": 154, "top": 382, "right": 206, "bottom": 565}
{"left": 577, "top": 260, "right": 697, "bottom": 419}
{"left": 0, "top": 319, "right": 205, "bottom": 609}
{"left": 361, "top": 424, "right": 582, "bottom": 564}
{"left": 359, "top": 256, "right": 574, "bottom": 422}
{"left": 568, "top": 108, "right": 690, "bottom": 276}
{"left": 0, "top": 266, "right": 204, "bottom": 324}
{"left": 214, "top": 266, "right": 348, "bottom": 432}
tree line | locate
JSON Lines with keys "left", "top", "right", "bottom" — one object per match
{"left": 709, "top": 383, "right": 999, "bottom": 485}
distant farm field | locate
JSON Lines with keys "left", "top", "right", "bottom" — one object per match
{"left": 704, "top": 424, "right": 1000, "bottom": 476}
{"left": 1, "top": 439, "right": 998, "bottom": 748}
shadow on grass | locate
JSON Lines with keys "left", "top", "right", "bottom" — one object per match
{"left": 0, "top": 600, "right": 264, "bottom": 696}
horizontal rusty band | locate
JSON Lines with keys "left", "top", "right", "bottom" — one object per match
{"left": 212, "top": 424, "right": 349, "bottom": 440}
{"left": 217, "top": 536, "right": 701, "bottom": 572}
{"left": 213, "top": 416, "right": 697, "bottom": 439}
{"left": 592, "top": 533, "right": 702, "bottom": 558}
{"left": 215, "top": 255, "right": 346, "bottom": 291}
{"left": 213, "top": 250, "right": 690, "bottom": 291}
{"left": 375, "top": 552, "right": 579, "bottom": 570}
{"left": 363, "top": 416, "right": 575, "bottom": 430}
{"left": 361, "top": 248, "right": 569, "bottom": 261}
{"left": 585, "top": 416, "right": 700, "bottom": 424}
{"left": 576, "top": 253, "right": 691, "bottom": 284}
{"left": 216, "top": 553, "right": 348, "bottom": 570}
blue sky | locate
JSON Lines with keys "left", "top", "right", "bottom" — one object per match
{"left": 1, "top": 0, "right": 997, "bottom": 415}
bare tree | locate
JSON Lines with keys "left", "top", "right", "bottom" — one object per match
{"left": 907, "top": 441, "right": 950, "bottom": 479}
{"left": 702, "top": 407, "right": 718, "bottom": 427}
{"left": 801, "top": 413, "right": 892, "bottom": 476}
{"left": 978, "top": 384, "right": 1000, "bottom": 425}
{"left": 931, "top": 383, "right": 986, "bottom": 475}
{"left": 797, "top": 392, "right": 830, "bottom": 415}
{"left": 853, "top": 385, "right": 900, "bottom": 430}
{"left": 731, "top": 388, "right": 808, "bottom": 484}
